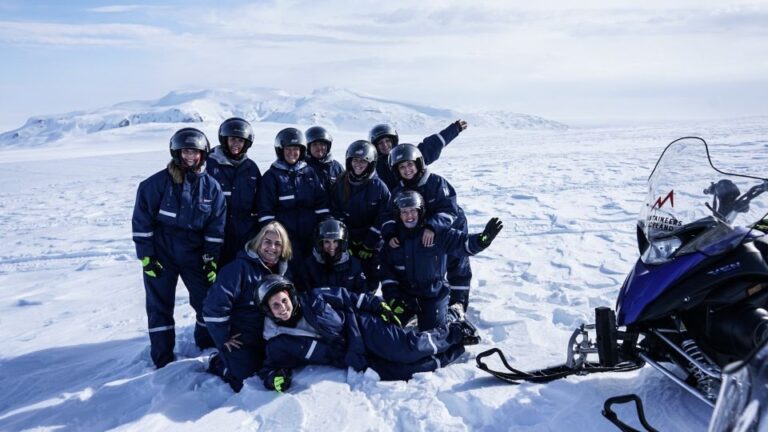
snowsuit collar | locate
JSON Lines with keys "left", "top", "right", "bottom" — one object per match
{"left": 306, "top": 153, "right": 334, "bottom": 165}
{"left": 311, "top": 249, "right": 351, "bottom": 266}
{"left": 271, "top": 159, "right": 308, "bottom": 172}
{"left": 400, "top": 168, "right": 430, "bottom": 189}
{"left": 263, "top": 316, "right": 320, "bottom": 340}
{"left": 167, "top": 160, "right": 206, "bottom": 185}
{"left": 242, "top": 242, "right": 289, "bottom": 275}
{"left": 210, "top": 145, "right": 248, "bottom": 167}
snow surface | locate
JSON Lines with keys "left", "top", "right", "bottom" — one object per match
{"left": 2, "top": 105, "right": 767, "bottom": 431}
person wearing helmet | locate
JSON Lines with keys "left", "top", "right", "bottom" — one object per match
{"left": 207, "top": 117, "right": 262, "bottom": 266}
{"left": 379, "top": 190, "right": 503, "bottom": 331}
{"left": 381, "top": 143, "right": 474, "bottom": 312}
{"left": 329, "top": 140, "right": 391, "bottom": 289}
{"left": 257, "top": 128, "right": 330, "bottom": 275}
{"left": 305, "top": 126, "right": 343, "bottom": 193}
{"left": 202, "top": 221, "right": 292, "bottom": 392}
{"left": 132, "top": 127, "right": 227, "bottom": 368}
{"left": 255, "top": 274, "right": 481, "bottom": 392}
{"left": 368, "top": 119, "right": 468, "bottom": 190}
{"left": 298, "top": 218, "right": 372, "bottom": 293}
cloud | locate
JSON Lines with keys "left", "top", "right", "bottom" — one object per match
{"left": 87, "top": 5, "right": 162, "bottom": 14}
{"left": 0, "top": 20, "right": 172, "bottom": 46}
{"left": 1, "top": 0, "right": 767, "bottom": 127}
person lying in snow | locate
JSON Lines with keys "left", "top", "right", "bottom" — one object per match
{"left": 255, "top": 274, "right": 480, "bottom": 392}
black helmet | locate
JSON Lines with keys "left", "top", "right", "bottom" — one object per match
{"left": 345, "top": 140, "right": 377, "bottom": 182}
{"left": 392, "top": 190, "right": 425, "bottom": 227}
{"left": 387, "top": 143, "right": 425, "bottom": 182}
{"left": 368, "top": 124, "right": 398, "bottom": 148}
{"left": 305, "top": 126, "right": 333, "bottom": 153}
{"left": 169, "top": 127, "right": 210, "bottom": 168}
{"left": 257, "top": 274, "right": 298, "bottom": 321}
{"left": 218, "top": 117, "right": 254, "bottom": 158}
{"left": 274, "top": 127, "right": 307, "bottom": 161}
{"left": 314, "top": 218, "right": 349, "bottom": 262}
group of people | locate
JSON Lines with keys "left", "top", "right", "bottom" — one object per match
{"left": 131, "top": 117, "right": 504, "bottom": 392}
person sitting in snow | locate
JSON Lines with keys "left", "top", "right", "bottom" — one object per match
{"left": 207, "top": 117, "right": 262, "bottom": 266}
{"left": 298, "top": 218, "right": 373, "bottom": 294}
{"left": 381, "top": 143, "right": 474, "bottom": 314}
{"left": 329, "top": 140, "right": 391, "bottom": 291}
{"left": 131, "top": 127, "right": 226, "bottom": 368}
{"left": 256, "top": 274, "right": 481, "bottom": 392}
{"left": 379, "top": 190, "right": 502, "bottom": 331}
{"left": 256, "top": 127, "right": 330, "bottom": 276}
{"left": 202, "top": 221, "right": 292, "bottom": 392}
{"left": 368, "top": 120, "right": 467, "bottom": 191}
{"left": 304, "top": 125, "right": 343, "bottom": 194}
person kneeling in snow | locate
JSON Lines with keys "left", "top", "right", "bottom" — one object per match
{"left": 256, "top": 274, "right": 480, "bottom": 392}
{"left": 379, "top": 190, "right": 503, "bottom": 331}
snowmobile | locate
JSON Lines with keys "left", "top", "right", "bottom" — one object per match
{"left": 477, "top": 137, "right": 768, "bottom": 414}
{"left": 708, "top": 336, "right": 768, "bottom": 432}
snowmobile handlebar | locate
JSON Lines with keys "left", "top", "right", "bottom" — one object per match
{"left": 704, "top": 179, "right": 768, "bottom": 223}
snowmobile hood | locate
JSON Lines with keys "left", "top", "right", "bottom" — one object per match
{"left": 616, "top": 251, "right": 708, "bottom": 326}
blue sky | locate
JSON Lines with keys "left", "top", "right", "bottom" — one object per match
{"left": 1, "top": 0, "right": 767, "bottom": 130}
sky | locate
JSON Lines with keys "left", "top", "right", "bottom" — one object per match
{"left": 1, "top": 0, "right": 768, "bottom": 131}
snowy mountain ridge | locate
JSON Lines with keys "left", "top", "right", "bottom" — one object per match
{"left": 0, "top": 87, "right": 567, "bottom": 148}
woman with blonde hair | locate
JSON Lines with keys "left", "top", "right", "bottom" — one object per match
{"left": 202, "top": 221, "right": 292, "bottom": 392}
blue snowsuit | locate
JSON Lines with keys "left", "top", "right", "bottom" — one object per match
{"left": 256, "top": 160, "right": 330, "bottom": 272}
{"left": 330, "top": 172, "right": 391, "bottom": 289}
{"left": 306, "top": 154, "right": 343, "bottom": 196}
{"left": 202, "top": 246, "right": 289, "bottom": 386}
{"left": 132, "top": 162, "right": 226, "bottom": 367}
{"left": 381, "top": 169, "right": 473, "bottom": 309}
{"left": 258, "top": 287, "right": 466, "bottom": 384}
{"left": 379, "top": 224, "right": 486, "bottom": 331}
{"left": 300, "top": 250, "right": 372, "bottom": 294}
{"left": 375, "top": 122, "right": 463, "bottom": 190}
{"left": 207, "top": 146, "right": 262, "bottom": 266}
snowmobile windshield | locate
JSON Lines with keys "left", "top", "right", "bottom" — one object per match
{"left": 639, "top": 137, "right": 768, "bottom": 265}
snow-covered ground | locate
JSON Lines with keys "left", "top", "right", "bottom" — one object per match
{"left": 2, "top": 113, "right": 767, "bottom": 431}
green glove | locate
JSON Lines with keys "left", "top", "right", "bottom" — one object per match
{"left": 141, "top": 256, "right": 163, "bottom": 278}
{"left": 480, "top": 217, "right": 503, "bottom": 247}
{"left": 379, "top": 302, "right": 402, "bottom": 326}
{"left": 357, "top": 245, "right": 375, "bottom": 260}
{"left": 266, "top": 368, "right": 292, "bottom": 392}
{"left": 202, "top": 254, "right": 217, "bottom": 284}
{"left": 387, "top": 298, "right": 411, "bottom": 324}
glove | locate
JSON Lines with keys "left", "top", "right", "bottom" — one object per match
{"left": 378, "top": 301, "right": 402, "bottom": 326}
{"left": 454, "top": 119, "right": 468, "bottom": 131}
{"left": 479, "top": 217, "right": 503, "bottom": 247}
{"left": 202, "top": 254, "right": 218, "bottom": 284}
{"left": 265, "top": 368, "right": 292, "bottom": 392}
{"left": 387, "top": 298, "right": 412, "bottom": 324}
{"left": 357, "top": 245, "right": 376, "bottom": 260}
{"left": 141, "top": 256, "right": 163, "bottom": 278}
